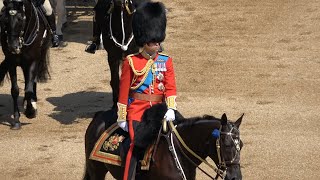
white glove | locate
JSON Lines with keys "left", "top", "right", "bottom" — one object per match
{"left": 118, "top": 121, "right": 128, "bottom": 132}
{"left": 164, "top": 109, "right": 175, "bottom": 121}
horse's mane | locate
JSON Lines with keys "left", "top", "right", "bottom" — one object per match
{"left": 95, "top": 0, "right": 150, "bottom": 11}
{"left": 134, "top": 103, "right": 221, "bottom": 148}
{"left": 175, "top": 114, "right": 220, "bottom": 126}
{"left": 133, "top": 0, "right": 151, "bottom": 8}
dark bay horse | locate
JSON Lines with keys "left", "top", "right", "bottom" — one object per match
{"left": 94, "top": 0, "right": 147, "bottom": 108}
{"left": 84, "top": 103, "right": 244, "bottom": 180}
{"left": 0, "top": 0, "right": 52, "bottom": 129}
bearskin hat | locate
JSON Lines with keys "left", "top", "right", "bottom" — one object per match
{"left": 132, "top": 2, "right": 167, "bottom": 47}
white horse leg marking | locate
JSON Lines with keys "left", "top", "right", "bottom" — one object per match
{"left": 31, "top": 101, "right": 37, "bottom": 110}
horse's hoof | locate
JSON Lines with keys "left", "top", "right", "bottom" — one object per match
{"left": 25, "top": 109, "right": 37, "bottom": 119}
{"left": 10, "top": 122, "right": 21, "bottom": 130}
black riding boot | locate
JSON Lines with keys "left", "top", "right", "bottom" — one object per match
{"left": 85, "top": 14, "right": 101, "bottom": 54}
{"left": 47, "top": 13, "right": 60, "bottom": 47}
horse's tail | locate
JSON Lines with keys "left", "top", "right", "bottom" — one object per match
{"left": 37, "top": 47, "right": 51, "bottom": 82}
{"left": 0, "top": 59, "right": 9, "bottom": 86}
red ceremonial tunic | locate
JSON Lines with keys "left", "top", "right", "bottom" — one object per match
{"left": 117, "top": 51, "right": 177, "bottom": 122}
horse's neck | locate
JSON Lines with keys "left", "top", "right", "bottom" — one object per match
{"left": 175, "top": 120, "right": 221, "bottom": 162}
{"left": 111, "top": 6, "right": 133, "bottom": 30}
{"left": 176, "top": 126, "right": 208, "bottom": 158}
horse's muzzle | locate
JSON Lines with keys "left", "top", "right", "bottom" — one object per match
{"left": 8, "top": 37, "right": 23, "bottom": 54}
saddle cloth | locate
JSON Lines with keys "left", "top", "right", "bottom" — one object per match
{"left": 89, "top": 123, "right": 155, "bottom": 170}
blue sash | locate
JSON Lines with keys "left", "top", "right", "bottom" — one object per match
{"left": 134, "top": 54, "right": 169, "bottom": 93}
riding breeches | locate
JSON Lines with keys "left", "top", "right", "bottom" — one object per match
{"left": 49, "top": 0, "right": 67, "bottom": 35}
{"left": 124, "top": 120, "right": 139, "bottom": 180}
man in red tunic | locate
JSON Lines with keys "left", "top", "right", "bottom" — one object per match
{"left": 116, "top": 2, "right": 177, "bottom": 180}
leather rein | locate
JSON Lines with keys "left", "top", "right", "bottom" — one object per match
{"left": 153, "top": 120, "right": 229, "bottom": 180}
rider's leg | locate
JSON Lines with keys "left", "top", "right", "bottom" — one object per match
{"left": 43, "top": 0, "right": 59, "bottom": 47}
{"left": 123, "top": 120, "right": 140, "bottom": 180}
{"left": 85, "top": 11, "right": 101, "bottom": 54}
{"left": 55, "top": 0, "right": 67, "bottom": 41}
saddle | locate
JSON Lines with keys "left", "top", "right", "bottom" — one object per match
{"left": 89, "top": 123, "right": 155, "bottom": 170}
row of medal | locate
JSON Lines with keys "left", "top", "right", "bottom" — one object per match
{"left": 155, "top": 62, "right": 166, "bottom": 92}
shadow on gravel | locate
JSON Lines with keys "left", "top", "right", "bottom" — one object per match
{"left": 0, "top": 94, "right": 32, "bottom": 128}
{"left": 46, "top": 91, "right": 112, "bottom": 124}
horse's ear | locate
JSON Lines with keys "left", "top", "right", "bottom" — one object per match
{"left": 221, "top": 113, "right": 227, "bottom": 125}
{"left": 235, "top": 113, "right": 244, "bottom": 128}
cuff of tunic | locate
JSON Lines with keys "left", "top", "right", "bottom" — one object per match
{"left": 117, "top": 102, "right": 127, "bottom": 122}
{"left": 166, "top": 96, "right": 177, "bottom": 110}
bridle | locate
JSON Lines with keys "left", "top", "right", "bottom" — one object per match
{"left": 161, "top": 121, "right": 241, "bottom": 180}
{"left": 108, "top": 0, "right": 135, "bottom": 51}
{"left": 218, "top": 125, "right": 241, "bottom": 168}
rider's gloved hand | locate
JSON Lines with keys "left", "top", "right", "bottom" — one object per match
{"left": 118, "top": 121, "right": 128, "bottom": 132}
{"left": 164, "top": 109, "right": 175, "bottom": 121}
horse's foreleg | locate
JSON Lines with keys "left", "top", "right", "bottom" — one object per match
{"left": 107, "top": 54, "right": 121, "bottom": 109}
{"left": 23, "top": 62, "right": 38, "bottom": 119}
{"left": 8, "top": 66, "right": 21, "bottom": 130}
{"left": 84, "top": 159, "right": 108, "bottom": 180}
{"left": 0, "top": 59, "right": 9, "bottom": 84}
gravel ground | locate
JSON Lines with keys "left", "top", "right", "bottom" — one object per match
{"left": 0, "top": 0, "right": 320, "bottom": 179}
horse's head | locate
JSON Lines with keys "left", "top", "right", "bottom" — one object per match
{"left": 2, "top": 0, "right": 26, "bottom": 54}
{"left": 212, "top": 113, "right": 243, "bottom": 180}
{"left": 174, "top": 113, "right": 243, "bottom": 180}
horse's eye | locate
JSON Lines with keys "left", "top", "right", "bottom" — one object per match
{"left": 9, "top": 10, "right": 17, "bottom": 16}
